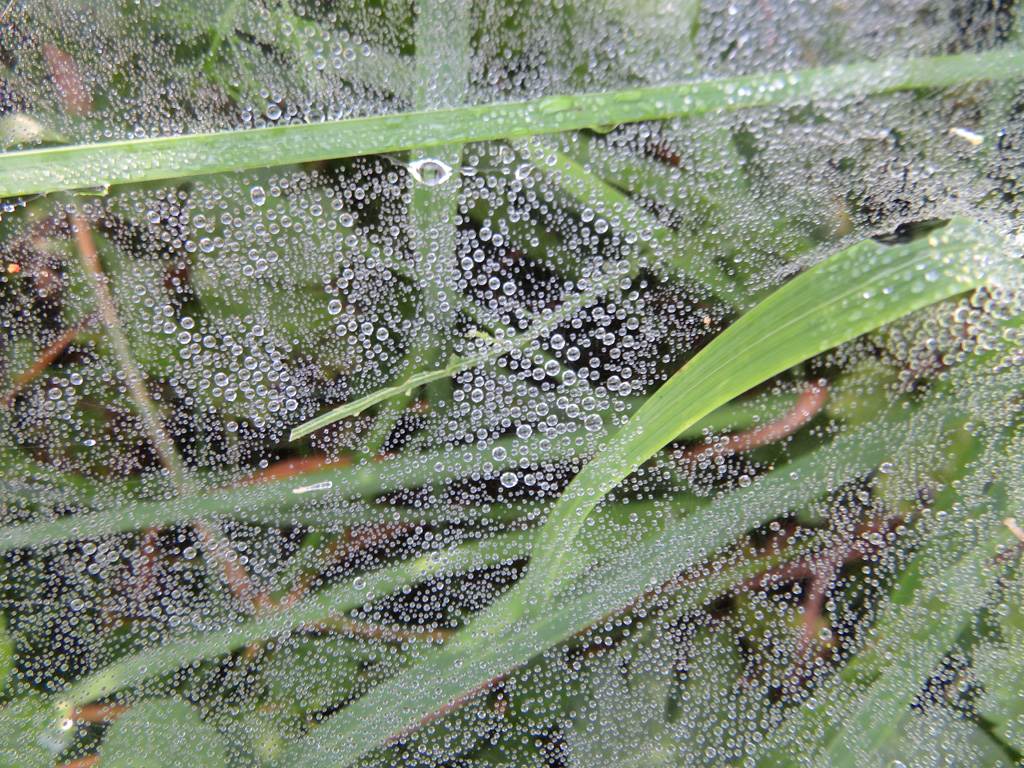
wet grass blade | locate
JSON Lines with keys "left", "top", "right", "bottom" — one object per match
{"left": 2, "top": 387, "right": 801, "bottom": 549}
{"left": 0, "top": 52, "right": 1020, "bottom": 197}
{"left": 523, "top": 216, "right": 1010, "bottom": 605}
{"left": 53, "top": 526, "right": 534, "bottom": 717}
{"left": 288, "top": 269, "right": 619, "bottom": 440}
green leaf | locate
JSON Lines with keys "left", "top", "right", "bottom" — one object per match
{"left": 0, "top": 52, "right": 1020, "bottom": 197}
{"left": 56, "top": 527, "right": 533, "bottom": 713}
{"left": 524, "top": 216, "right": 1011, "bottom": 606}
{"left": 101, "top": 699, "right": 228, "bottom": 768}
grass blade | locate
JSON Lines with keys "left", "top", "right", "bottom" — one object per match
{"left": 524, "top": 216, "right": 1010, "bottom": 605}
{"left": 289, "top": 268, "right": 619, "bottom": 440}
{"left": 0, "top": 52, "right": 1019, "bottom": 197}
{"left": 54, "top": 527, "right": 534, "bottom": 716}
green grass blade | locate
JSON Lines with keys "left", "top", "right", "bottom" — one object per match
{"left": 289, "top": 269, "right": 618, "bottom": 440}
{"left": 523, "top": 216, "right": 1010, "bottom": 605}
{"left": 522, "top": 137, "right": 732, "bottom": 289}
{"left": 53, "top": 527, "right": 533, "bottom": 717}
{"left": 3, "top": 387, "right": 795, "bottom": 549}
{"left": 279, "top": 421, "right": 905, "bottom": 768}
{"left": 0, "top": 52, "right": 1019, "bottom": 197}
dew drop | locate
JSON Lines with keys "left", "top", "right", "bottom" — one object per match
{"left": 408, "top": 158, "right": 454, "bottom": 186}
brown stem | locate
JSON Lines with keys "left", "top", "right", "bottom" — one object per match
{"left": 1, "top": 313, "right": 93, "bottom": 408}
{"left": 43, "top": 45, "right": 92, "bottom": 116}
{"left": 73, "top": 218, "right": 270, "bottom": 621}
{"left": 74, "top": 703, "right": 127, "bottom": 724}
{"left": 228, "top": 455, "right": 352, "bottom": 488}
{"left": 73, "top": 218, "right": 188, "bottom": 490}
{"left": 676, "top": 382, "right": 829, "bottom": 466}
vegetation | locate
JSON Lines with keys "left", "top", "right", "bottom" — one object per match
{"left": 1, "top": 1, "right": 1023, "bottom": 767}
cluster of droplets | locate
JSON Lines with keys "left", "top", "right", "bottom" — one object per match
{"left": 1, "top": 2, "right": 1024, "bottom": 768}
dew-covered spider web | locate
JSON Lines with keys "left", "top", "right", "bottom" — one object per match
{"left": 2, "top": 1, "right": 1024, "bottom": 767}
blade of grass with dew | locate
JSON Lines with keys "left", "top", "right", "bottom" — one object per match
{"left": 51, "top": 525, "right": 534, "bottom": 719}
{"left": 355, "top": 533, "right": 831, "bottom": 768}
{"left": 0, "top": 52, "right": 1021, "bottom": 197}
{"left": 520, "top": 136, "right": 733, "bottom": 290}
{"left": 288, "top": 261, "right": 625, "bottom": 439}
{"left": 520, "top": 216, "right": 1011, "bottom": 608}
{"left": 2, "top": 385, "right": 802, "bottom": 549}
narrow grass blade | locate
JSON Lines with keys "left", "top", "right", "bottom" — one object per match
{"left": 524, "top": 216, "right": 1010, "bottom": 604}
{"left": 359, "top": 0, "right": 469, "bottom": 455}
{"left": 0, "top": 52, "right": 1020, "bottom": 197}
{"left": 3, "top": 386, "right": 796, "bottom": 549}
{"left": 289, "top": 268, "right": 619, "bottom": 440}
{"left": 53, "top": 527, "right": 534, "bottom": 717}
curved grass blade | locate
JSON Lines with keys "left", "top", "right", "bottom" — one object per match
{"left": 0, "top": 52, "right": 1020, "bottom": 198}
{"left": 523, "top": 216, "right": 1011, "bottom": 605}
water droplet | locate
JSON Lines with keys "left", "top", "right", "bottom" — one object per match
{"left": 500, "top": 472, "right": 519, "bottom": 489}
{"left": 353, "top": 576, "right": 366, "bottom": 590}
{"left": 250, "top": 186, "right": 266, "bottom": 205}
{"left": 408, "top": 158, "right": 454, "bottom": 186}
{"left": 584, "top": 414, "right": 602, "bottom": 432}
{"left": 492, "top": 446, "right": 507, "bottom": 461}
